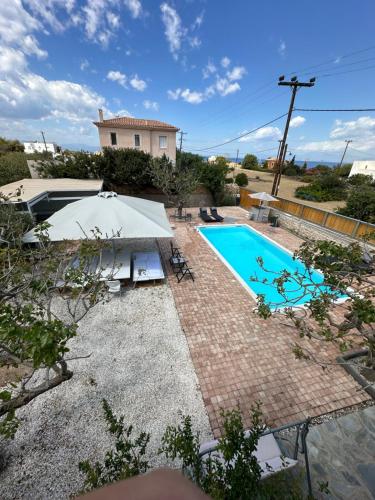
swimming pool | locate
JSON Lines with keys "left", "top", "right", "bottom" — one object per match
{"left": 198, "top": 225, "right": 330, "bottom": 308}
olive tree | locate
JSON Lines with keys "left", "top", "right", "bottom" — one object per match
{"left": 0, "top": 194, "right": 109, "bottom": 438}
{"left": 252, "top": 239, "right": 375, "bottom": 372}
{"left": 150, "top": 154, "right": 199, "bottom": 216}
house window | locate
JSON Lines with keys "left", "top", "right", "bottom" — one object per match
{"left": 159, "top": 136, "right": 167, "bottom": 149}
{"left": 134, "top": 134, "right": 140, "bottom": 147}
{"left": 110, "top": 132, "right": 117, "bottom": 146}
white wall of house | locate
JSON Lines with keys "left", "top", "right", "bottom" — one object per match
{"left": 349, "top": 160, "right": 375, "bottom": 179}
{"left": 24, "top": 141, "right": 60, "bottom": 156}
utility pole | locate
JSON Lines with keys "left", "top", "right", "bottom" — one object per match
{"left": 235, "top": 148, "right": 239, "bottom": 164}
{"left": 271, "top": 75, "right": 316, "bottom": 196}
{"left": 177, "top": 130, "right": 187, "bottom": 168}
{"left": 40, "top": 131, "right": 48, "bottom": 153}
{"left": 338, "top": 140, "right": 352, "bottom": 168}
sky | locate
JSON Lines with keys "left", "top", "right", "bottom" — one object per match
{"left": 1, "top": 0, "right": 375, "bottom": 162}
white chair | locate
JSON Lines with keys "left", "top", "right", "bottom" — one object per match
{"left": 106, "top": 280, "right": 121, "bottom": 295}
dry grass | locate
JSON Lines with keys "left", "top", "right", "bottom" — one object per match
{"left": 233, "top": 168, "right": 346, "bottom": 213}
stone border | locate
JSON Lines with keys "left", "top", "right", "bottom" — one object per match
{"left": 337, "top": 349, "right": 375, "bottom": 400}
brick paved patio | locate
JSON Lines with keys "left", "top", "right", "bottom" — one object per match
{"left": 160, "top": 206, "right": 369, "bottom": 437}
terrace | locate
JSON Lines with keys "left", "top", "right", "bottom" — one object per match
{"left": 1, "top": 202, "right": 374, "bottom": 498}
{"left": 160, "top": 206, "right": 370, "bottom": 436}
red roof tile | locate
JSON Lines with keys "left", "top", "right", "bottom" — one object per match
{"left": 93, "top": 116, "right": 179, "bottom": 131}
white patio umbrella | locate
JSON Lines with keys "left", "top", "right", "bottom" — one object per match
{"left": 249, "top": 192, "right": 278, "bottom": 207}
{"left": 23, "top": 192, "right": 174, "bottom": 243}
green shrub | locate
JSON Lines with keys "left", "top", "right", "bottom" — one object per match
{"left": 0, "top": 152, "right": 30, "bottom": 185}
{"left": 225, "top": 177, "right": 234, "bottom": 184}
{"left": 338, "top": 185, "right": 375, "bottom": 223}
{"left": 198, "top": 161, "right": 228, "bottom": 204}
{"left": 242, "top": 154, "right": 259, "bottom": 170}
{"left": 295, "top": 173, "right": 347, "bottom": 202}
{"left": 0, "top": 137, "right": 24, "bottom": 155}
{"left": 346, "top": 174, "right": 374, "bottom": 187}
{"left": 235, "top": 172, "right": 248, "bottom": 186}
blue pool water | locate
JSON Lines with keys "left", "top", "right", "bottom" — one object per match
{"left": 198, "top": 225, "right": 329, "bottom": 307}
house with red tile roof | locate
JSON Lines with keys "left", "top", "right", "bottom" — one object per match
{"left": 93, "top": 109, "right": 179, "bottom": 163}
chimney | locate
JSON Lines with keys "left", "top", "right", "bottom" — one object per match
{"left": 98, "top": 108, "right": 104, "bottom": 122}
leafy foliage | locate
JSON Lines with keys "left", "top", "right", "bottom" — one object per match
{"left": 0, "top": 137, "right": 24, "bottom": 155}
{"left": 0, "top": 198, "right": 109, "bottom": 438}
{"left": 235, "top": 172, "right": 248, "bottom": 187}
{"left": 0, "top": 152, "right": 31, "bottom": 185}
{"left": 253, "top": 239, "right": 375, "bottom": 371}
{"left": 79, "top": 399, "right": 150, "bottom": 491}
{"left": 242, "top": 154, "right": 259, "bottom": 170}
{"left": 198, "top": 160, "right": 229, "bottom": 204}
{"left": 151, "top": 154, "right": 199, "bottom": 209}
{"left": 295, "top": 173, "right": 347, "bottom": 202}
{"left": 338, "top": 185, "right": 375, "bottom": 223}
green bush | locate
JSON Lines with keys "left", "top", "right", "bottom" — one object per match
{"left": 225, "top": 177, "right": 234, "bottom": 184}
{"left": 235, "top": 172, "right": 248, "bottom": 186}
{"left": 338, "top": 185, "right": 375, "bottom": 223}
{"left": 242, "top": 154, "right": 259, "bottom": 170}
{"left": 198, "top": 160, "right": 228, "bottom": 204}
{"left": 346, "top": 173, "right": 374, "bottom": 187}
{"left": 295, "top": 173, "right": 347, "bottom": 202}
{"left": 0, "top": 152, "right": 30, "bottom": 185}
{"left": 0, "top": 137, "right": 24, "bottom": 155}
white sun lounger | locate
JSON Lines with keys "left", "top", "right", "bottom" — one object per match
{"left": 99, "top": 247, "right": 131, "bottom": 280}
{"left": 199, "top": 431, "right": 298, "bottom": 479}
{"left": 132, "top": 251, "right": 164, "bottom": 283}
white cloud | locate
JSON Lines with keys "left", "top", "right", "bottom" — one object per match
{"left": 167, "top": 88, "right": 181, "bottom": 100}
{"left": 160, "top": 3, "right": 185, "bottom": 60}
{"left": 0, "top": 2, "right": 47, "bottom": 59}
{"left": 192, "top": 11, "right": 204, "bottom": 30}
{"left": 278, "top": 39, "right": 286, "bottom": 56}
{"left": 290, "top": 115, "right": 306, "bottom": 128}
{"left": 180, "top": 88, "right": 204, "bottom": 104}
{"left": 221, "top": 56, "right": 231, "bottom": 68}
{"left": 227, "top": 65, "right": 246, "bottom": 81}
{"left": 143, "top": 100, "right": 159, "bottom": 111}
{"left": 238, "top": 126, "right": 282, "bottom": 142}
{"left": 107, "top": 70, "right": 127, "bottom": 87}
{"left": 0, "top": 48, "right": 106, "bottom": 122}
{"left": 124, "top": 0, "right": 142, "bottom": 18}
{"left": 189, "top": 36, "right": 201, "bottom": 48}
{"left": 215, "top": 78, "right": 240, "bottom": 96}
{"left": 106, "top": 11, "right": 120, "bottom": 28}
{"left": 167, "top": 87, "right": 203, "bottom": 104}
{"left": 296, "top": 140, "right": 350, "bottom": 153}
{"left": 202, "top": 60, "right": 217, "bottom": 79}
{"left": 80, "top": 59, "right": 90, "bottom": 71}
{"left": 130, "top": 74, "right": 147, "bottom": 91}
{"left": 330, "top": 116, "right": 375, "bottom": 139}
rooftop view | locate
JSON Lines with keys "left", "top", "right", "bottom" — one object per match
{"left": 0, "top": 1, "right": 375, "bottom": 499}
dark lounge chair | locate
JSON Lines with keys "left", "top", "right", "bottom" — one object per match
{"left": 199, "top": 208, "right": 216, "bottom": 223}
{"left": 176, "top": 263, "right": 195, "bottom": 282}
{"left": 210, "top": 207, "right": 224, "bottom": 222}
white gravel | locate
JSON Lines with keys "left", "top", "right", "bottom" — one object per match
{"left": 0, "top": 284, "right": 211, "bottom": 500}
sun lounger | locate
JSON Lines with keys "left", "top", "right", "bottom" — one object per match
{"left": 132, "top": 251, "right": 165, "bottom": 283}
{"left": 199, "top": 431, "right": 298, "bottom": 480}
{"left": 199, "top": 208, "right": 216, "bottom": 223}
{"left": 99, "top": 246, "right": 131, "bottom": 280}
{"left": 210, "top": 207, "right": 224, "bottom": 222}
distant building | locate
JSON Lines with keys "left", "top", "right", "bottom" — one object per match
{"left": 265, "top": 157, "right": 278, "bottom": 170}
{"left": 24, "top": 141, "right": 60, "bottom": 156}
{"left": 93, "top": 109, "right": 179, "bottom": 163}
{"left": 208, "top": 156, "right": 217, "bottom": 163}
{"left": 349, "top": 160, "right": 375, "bottom": 180}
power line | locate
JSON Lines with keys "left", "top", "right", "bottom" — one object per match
{"left": 318, "top": 63, "right": 375, "bottom": 79}
{"left": 294, "top": 108, "right": 375, "bottom": 112}
{"left": 191, "top": 112, "right": 288, "bottom": 151}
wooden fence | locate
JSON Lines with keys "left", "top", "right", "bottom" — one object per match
{"left": 240, "top": 187, "right": 375, "bottom": 243}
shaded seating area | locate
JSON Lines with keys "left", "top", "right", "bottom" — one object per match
{"left": 169, "top": 241, "right": 194, "bottom": 282}
{"left": 23, "top": 192, "right": 174, "bottom": 293}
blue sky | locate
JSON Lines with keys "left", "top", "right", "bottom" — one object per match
{"left": 1, "top": 0, "right": 375, "bottom": 162}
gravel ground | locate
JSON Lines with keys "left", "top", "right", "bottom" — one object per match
{"left": 0, "top": 284, "right": 211, "bottom": 499}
